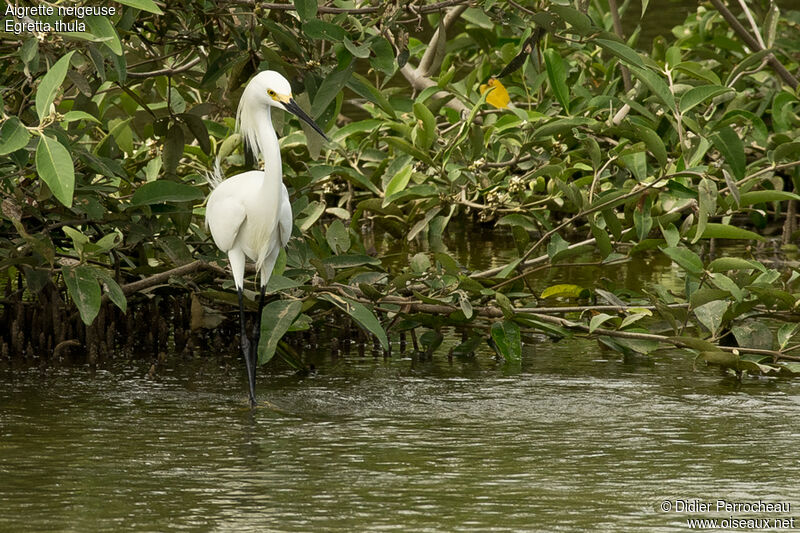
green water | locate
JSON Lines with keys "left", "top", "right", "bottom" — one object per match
{"left": 3, "top": 342, "right": 800, "bottom": 532}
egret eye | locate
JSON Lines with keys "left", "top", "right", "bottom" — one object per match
{"left": 267, "top": 89, "right": 276, "bottom": 98}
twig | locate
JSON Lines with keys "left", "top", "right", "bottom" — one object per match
{"left": 607, "top": 0, "right": 632, "bottom": 91}
{"left": 127, "top": 56, "right": 202, "bottom": 79}
{"left": 112, "top": 259, "right": 226, "bottom": 298}
{"left": 709, "top": 0, "right": 798, "bottom": 89}
{"left": 230, "top": 0, "right": 470, "bottom": 15}
{"left": 323, "top": 286, "right": 800, "bottom": 362}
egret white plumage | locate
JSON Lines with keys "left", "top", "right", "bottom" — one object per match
{"left": 206, "top": 71, "right": 328, "bottom": 407}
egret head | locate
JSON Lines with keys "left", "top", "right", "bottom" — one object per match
{"left": 237, "top": 71, "right": 328, "bottom": 158}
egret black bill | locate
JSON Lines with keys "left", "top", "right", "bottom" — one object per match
{"left": 282, "top": 98, "right": 329, "bottom": 141}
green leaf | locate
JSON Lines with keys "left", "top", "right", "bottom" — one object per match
{"left": 709, "top": 272, "right": 743, "bottom": 301}
{"left": 661, "top": 246, "right": 703, "bottom": 275}
{"left": 412, "top": 102, "right": 436, "bottom": 150}
{"left": 631, "top": 124, "right": 667, "bottom": 167}
{"left": 321, "top": 294, "right": 389, "bottom": 350}
{"left": 162, "top": 125, "right": 185, "bottom": 174}
{"left": 723, "top": 169, "right": 740, "bottom": 207}
{"left": 738, "top": 190, "right": 800, "bottom": 206}
{"left": 115, "top": 0, "right": 164, "bottom": 14}
{"left": 778, "top": 323, "right": 798, "bottom": 350}
{"left": 549, "top": 4, "right": 592, "bottom": 34}
{"left": 660, "top": 222, "right": 680, "bottom": 248}
{"left": 408, "top": 206, "right": 442, "bottom": 241}
{"left": 694, "top": 300, "right": 728, "bottom": 335}
{"left": 302, "top": 19, "right": 346, "bottom": 41}
{"left": 311, "top": 66, "right": 352, "bottom": 118}
{"left": 94, "top": 270, "right": 127, "bottom": 313}
{"left": 322, "top": 254, "right": 381, "bottom": 268}
{"left": 491, "top": 320, "right": 522, "bottom": 362}
{"left": 595, "top": 38, "right": 645, "bottom": 68}
{"left": 85, "top": 16, "right": 122, "bottom": 56}
{"left": 369, "top": 37, "right": 396, "bottom": 76}
{"left": 60, "top": 111, "right": 101, "bottom": 124}
{"left": 457, "top": 291, "right": 473, "bottom": 320}
{"left": 589, "top": 313, "right": 616, "bottom": 333}
{"left": 410, "top": 252, "right": 431, "bottom": 273}
{"left": 590, "top": 218, "right": 612, "bottom": 258}
{"left": 708, "top": 257, "right": 765, "bottom": 273}
{"left": 772, "top": 142, "right": 800, "bottom": 164}
{"left": 0, "top": 117, "right": 31, "bottom": 155}
{"left": 63, "top": 265, "right": 101, "bottom": 325}
{"left": 36, "top": 135, "right": 75, "bottom": 207}
{"left": 679, "top": 86, "right": 733, "bottom": 114}
{"left": 693, "top": 178, "right": 717, "bottom": 244}
{"left": 544, "top": 48, "right": 569, "bottom": 114}
{"left": 674, "top": 61, "right": 721, "bottom": 85}
{"left": 497, "top": 214, "right": 539, "bottom": 232}
{"left": 628, "top": 65, "right": 676, "bottom": 113}
{"left": 540, "top": 284, "right": 589, "bottom": 299}
{"left": 633, "top": 195, "right": 652, "bottom": 240}
{"left": 731, "top": 320, "right": 773, "bottom": 350}
{"left": 711, "top": 125, "right": 745, "bottom": 181}
{"left": 257, "top": 300, "right": 303, "bottom": 365}
{"left": 690, "top": 222, "right": 766, "bottom": 242}
{"left": 701, "top": 350, "right": 740, "bottom": 369}
{"left": 669, "top": 335, "right": 719, "bottom": 352}
{"left": 297, "top": 201, "right": 326, "bottom": 231}
{"left": 343, "top": 37, "right": 370, "bottom": 58}
{"left": 383, "top": 164, "right": 413, "bottom": 207}
{"left": 326, "top": 219, "right": 350, "bottom": 254}
{"left": 293, "top": 0, "right": 318, "bottom": 21}
{"left": 383, "top": 136, "right": 435, "bottom": 166}
{"left": 178, "top": 113, "right": 211, "bottom": 155}
{"left": 764, "top": 1, "right": 779, "bottom": 49}
{"left": 36, "top": 51, "right": 75, "bottom": 121}
{"left": 347, "top": 73, "right": 396, "bottom": 118}
{"left": 621, "top": 150, "right": 647, "bottom": 182}
{"left": 130, "top": 180, "right": 204, "bottom": 206}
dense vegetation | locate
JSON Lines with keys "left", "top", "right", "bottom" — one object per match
{"left": 1, "top": 0, "right": 800, "bottom": 377}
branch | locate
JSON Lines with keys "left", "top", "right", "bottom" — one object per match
{"left": 417, "top": 4, "right": 468, "bottom": 76}
{"left": 607, "top": 0, "right": 632, "bottom": 91}
{"left": 231, "top": 0, "right": 470, "bottom": 15}
{"left": 105, "top": 259, "right": 226, "bottom": 300}
{"left": 127, "top": 56, "right": 203, "bottom": 79}
{"left": 326, "top": 286, "right": 800, "bottom": 362}
{"left": 709, "top": 0, "right": 798, "bottom": 90}
{"left": 397, "top": 4, "right": 471, "bottom": 115}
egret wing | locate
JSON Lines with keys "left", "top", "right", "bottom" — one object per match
{"left": 277, "top": 184, "right": 293, "bottom": 247}
{"left": 206, "top": 196, "right": 247, "bottom": 253}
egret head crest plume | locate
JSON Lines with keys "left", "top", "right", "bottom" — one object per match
{"left": 236, "top": 70, "right": 328, "bottom": 161}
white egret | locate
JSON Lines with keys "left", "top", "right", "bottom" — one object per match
{"left": 206, "top": 71, "right": 328, "bottom": 407}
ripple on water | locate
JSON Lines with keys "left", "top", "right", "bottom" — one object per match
{"left": 2, "top": 340, "right": 800, "bottom": 532}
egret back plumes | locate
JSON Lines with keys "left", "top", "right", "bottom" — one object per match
{"left": 204, "top": 70, "right": 328, "bottom": 407}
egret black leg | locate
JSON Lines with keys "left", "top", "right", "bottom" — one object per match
{"left": 249, "top": 284, "right": 267, "bottom": 402}
{"left": 237, "top": 288, "right": 257, "bottom": 407}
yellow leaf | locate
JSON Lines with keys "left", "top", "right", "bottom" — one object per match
{"left": 540, "top": 284, "right": 587, "bottom": 299}
{"left": 479, "top": 78, "right": 510, "bottom": 109}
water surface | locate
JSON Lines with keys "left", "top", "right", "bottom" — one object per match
{"left": 3, "top": 340, "right": 799, "bottom": 532}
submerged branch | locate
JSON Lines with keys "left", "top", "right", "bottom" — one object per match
{"left": 320, "top": 285, "right": 800, "bottom": 362}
